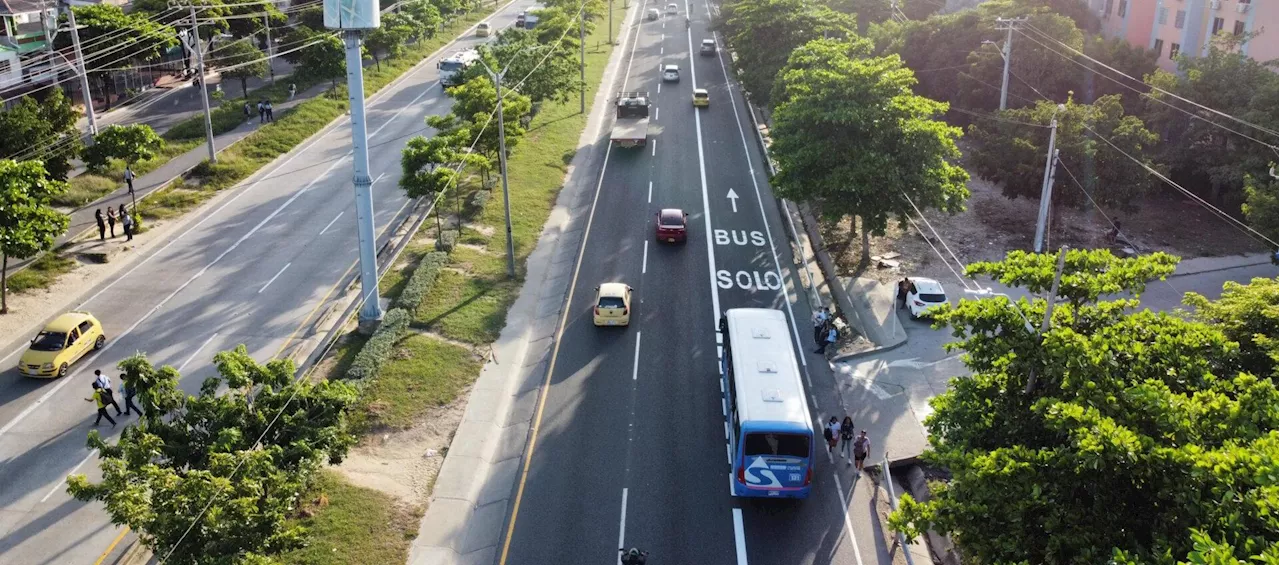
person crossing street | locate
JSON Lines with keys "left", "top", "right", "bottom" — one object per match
{"left": 85, "top": 382, "right": 117, "bottom": 427}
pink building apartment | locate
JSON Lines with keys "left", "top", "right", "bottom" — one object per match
{"left": 1083, "top": 0, "right": 1277, "bottom": 71}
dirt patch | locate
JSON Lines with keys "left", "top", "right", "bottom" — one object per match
{"left": 334, "top": 386, "right": 470, "bottom": 505}
{"left": 824, "top": 171, "right": 1266, "bottom": 285}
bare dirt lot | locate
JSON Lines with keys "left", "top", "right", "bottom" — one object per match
{"left": 822, "top": 171, "right": 1266, "bottom": 285}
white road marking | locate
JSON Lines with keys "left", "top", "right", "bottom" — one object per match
{"left": 642, "top": 240, "right": 649, "bottom": 274}
{"left": 654, "top": 106, "right": 659, "bottom": 121}
{"left": 40, "top": 450, "right": 96, "bottom": 503}
{"left": 726, "top": 444, "right": 732, "bottom": 465}
{"left": 686, "top": 13, "right": 722, "bottom": 329}
{"left": 631, "top": 332, "right": 641, "bottom": 380}
{"left": 833, "top": 473, "right": 867, "bottom": 565}
{"left": 726, "top": 188, "right": 739, "bottom": 212}
{"left": 732, "top": 508, "right": 749, "bottom": 565}
{"left": 616, "top": 488, "right": 629, "bottom": 565}
{"left": 657, "top": 82, "right": 662, "bottom": 94}
{"left": 651, "top": 138, "right": 657, "bottom": 156}
{"left": 647, "top": 181, "right": 653, "bottom": 203}
{"left": 320, "top": 211, "right": 344, "bottom": 235}
{"left": 178, "top": 333, "right": 219, "bottom": 372}
{"left": 259, "top": 263, "right": 292, "bottom": 294}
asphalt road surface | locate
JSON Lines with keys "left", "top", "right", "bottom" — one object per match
{"left": 0, "top": 3, "right": 536, "bottom": 563}
{"left": 500, "top": 0, "right": 887, "bottom": 563}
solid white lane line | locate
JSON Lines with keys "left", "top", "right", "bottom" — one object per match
{"left": 320, "top": 211, "right": 344, "bottom": 235}
{"left": 178, "top": 333, "right": 219, "bottom": 373}
{"left": 647, "top": 181, "right": 653, "bottom": 203}
{"left": 833, "top": 473, "right": 867, "bottom": 565}
{"left": 732, "top": 509, "right": 749, "bottom": 565}
{"left": 711, "top": 30, "right": 809, "bottom": 369}
{"left": 642, "top": 240, "right": 649, "bottom": 274}
{"left": 40, "top": 450, "right": 96, "bottom": 503}
{"left": 616, "top": 488, "right": 629, "bottom": 565}
{"left": 259, "top": 263, "right": 292, "bottom": 294}
{"left": 632, "top": 332, "right": 642, "bottom": 380}
{"left": 685, "top": 5, "right": 721, "bottom": 335}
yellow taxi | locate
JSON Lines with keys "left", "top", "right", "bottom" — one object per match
{"left": 18, "top": 312, "right": 106, "bottom": 378}
{"left": 592, "top": 283, "right": 632, "bottom": 326}
{"left": 692, "top": 88, "right": 709, "bottom": 107}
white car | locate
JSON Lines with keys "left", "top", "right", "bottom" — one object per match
{"left": 646, "top": 7, "right": 660, "bottom": 19}
{"left": 662, "top": 64, "right": 680, "bottom": 82}
{"left": 665, "top": 2, "right": 679, "bottom": 14}
{"left": 906, "top": 277, "right": 948, "bottom": 319}
{"left": 475, "top": 21, "right": 491, "bottom": 36}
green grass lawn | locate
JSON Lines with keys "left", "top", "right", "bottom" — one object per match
{"left": 380, "top": 240, "right": 435, "bottom": 300}
{"left": 353, "top": 332, "right": 482, "bottom": 431}
{"left": 6, "top": 254, "right": 78, "bottom": 294}
{"left": 280, "top": 470, "right": 422, "bottom": 565}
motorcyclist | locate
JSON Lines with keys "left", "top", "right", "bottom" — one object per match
{"left": 620, "top": 548, "right": 648, "bottom": 565}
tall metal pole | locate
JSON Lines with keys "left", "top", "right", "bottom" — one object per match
{"left": 493, "top": 69, "right": 516, "bottom": 279}
{"left": 999, "top": 23, "right": 1013, "bottom": 111}
{"left": 1033, "top": 105, "right": 1062, "bottom": 253}
{"left": 189, "top": 3, "right": 217, "bottom": 162}
{"left": 344, "top": 30, "right": 384, "bottom": 324}
{"left": 63, "top": 2, "right": 97, "bottom": 136}
{"left": 264, "top": 14, "right": 276, "bottom": 85}
{"left": 1024, "top": 246, "right": 1067, "bottom": 394}
{"left": 579, "top": 15, "right": 585, "bottom": 113}
{"left": 608, "top": 0, "right": 613, "bottom": 45}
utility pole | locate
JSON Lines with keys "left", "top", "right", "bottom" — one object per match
{"left": 608, "top": 0, "right": 613, "bottom": 45}
{"left": 1024, "top": 246, "right": 1067, "bottom": 394}
{"left": 480, "top": 60, "right": 517, "bottom": 279}
{"left": 579, "top": 14, "right": 585, "bottom": 113}
{"left": 62, "top": 1, "right": 97, "bottom": 137}
{"left": 264, "top": 14, "right": 276, "bottom": 84}
{"left": 992, "top": 17, "right": 1026, "bottom": 111}
{"left": 1033, "top": 104, "right": 1064, "bottom": 253}
{"left": 181, "top": 1, "right": 218, "bottom": 162}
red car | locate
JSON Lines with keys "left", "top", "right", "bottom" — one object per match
{"left": 655, "top": 208, "right": 688, "bottom": 243}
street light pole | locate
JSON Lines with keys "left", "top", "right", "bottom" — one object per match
{"left": 479, "top": 59, "right": 518, "bottom": 279}
{"left": 62, "top": 1, "right": 97, "bottom": 137}
{"left": 184, "top": 1, "right": 218, "bottom": 162}
{"left": 264, "top": 14, "right": 276, "bottom": 84}
{"left": 579, "top": 14, "right": 585, "bottom": 113}
{"left": 1033, "top": 104, "right": 1064, "bottom": 253}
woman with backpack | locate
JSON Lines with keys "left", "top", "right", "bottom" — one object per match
{"left": 839, "top": 416, "right": 855, "bottom": 465}
{"left": 823, "top": 417, "right": 840, "bottom": 461}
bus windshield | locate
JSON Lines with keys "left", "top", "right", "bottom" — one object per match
{"left": 440, "top": 61, "right": 466, "bottom": 72}
{"left": 744, "top": 432, "right": 809, "bottom": 458}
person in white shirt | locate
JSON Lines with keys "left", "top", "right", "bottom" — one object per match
{"left": 93, "top": 370, "right": 122, "bottom": 416}
{"left": 811, "top": 307, "right": 830, "bottom": 345}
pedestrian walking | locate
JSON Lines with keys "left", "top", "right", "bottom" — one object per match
{"left": 852, "top": 430, "right": 871, "bottom": 472}
{"left": 823, "top": 416, "right": 840, "bottom": 461}
{"left": 120, "top": 372, "right": 142, "bottom": 417}
{"left": 95, "top": 208, "right": 106, "bottom": 241}
{"left": 257, "top": 100, "right": 265, "bottom": 123}
{"left": 815, "top": 325, "right": 837, "bottom": 355}
{"left": 93, "top": 369, "right": 123, "bottom": 416}
{"left": 123, "top": 166, "right": 135, "bottom": 195}
{"left": 106, "top": 207, "right": 117, "bottom": 238}
{"left": 121, "top": 207, "right": 134, "bottom": 241}
{"left": 811, "top": 307, "right": 830, "bottom": 346}
{"left": 243, "top": 101, "right": 252, "bottom": 119}
{"left": 264, "top": 101, "right": 274, "bottom": 122}
{"left": 839, "top": 416, "right": 855, "bottom": 464}
{"left": 288, "top": 83, "right": 296, "bottom": 100}
{"left": 897, "top": 278, "right": 911, "bottom": 310}
{"left": 86, "top": 382, "right": 117, "bottom": 427}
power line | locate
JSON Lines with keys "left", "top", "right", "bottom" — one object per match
{"left": 899, "top": 190, "right": 979, "bottom": 291}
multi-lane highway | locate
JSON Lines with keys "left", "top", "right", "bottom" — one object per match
{"left": 0, "top": 3, "right": 538, "bottom": 562}
{"left": 501, "top": 0, "right": 888, "bottom": 562}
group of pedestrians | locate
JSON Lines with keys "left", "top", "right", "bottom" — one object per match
{"left": 257, "top": 99, "right": 275, "bottom": 123}
{"left": 824, "top": 416, "right": 871, "bottom": 471}
{"left": 84, "top": 369, "right": 143, "bottom": 427}
{"left": 95, "top": 204, "right": 136, "bottom": 242}
{"left": 811, "top": 307, "right": 839, "bottom": 355}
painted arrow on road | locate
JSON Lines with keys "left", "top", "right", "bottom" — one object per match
{"left": 726, "top": 188, "right": 739, "bottom": 212}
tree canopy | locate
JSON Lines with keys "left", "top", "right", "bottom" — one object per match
{"left": 480, "top": 27, "right": 581, "bottom": 104}
{"left": 299, "top": 33, "right": 348, "bottom": 88}
{"left": 83, "top": 124, "right": 164, "bottom": 172}
{"left": 718, "top": 0, "right": 858, "bottom": 106}
{"left": 0, "top": 159, "right": 68, "bottom": 314}
{"left": 0, "top": 89, "right": 81, "bottom": 180}
{"left": 769, "top": 38, "right": 969, "bottom": 262}
{"left": 216, "top": 40, "right": 270, "bottom": 98}
{"left": 67, "top": 346, "right": 359, "bottom": 564}
{"left": 57, "top": 4, "right": 178, "bottom": 111}
{"left": 890, "top": 249, "right": 1279, "bottom": 565}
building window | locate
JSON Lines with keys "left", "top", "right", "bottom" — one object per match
{"left": 0, "top": 59, "right": 10, "bottom": 75}
{"left": 1104, "top": 0, "right": 1113, "bottom": 15}
{"left": 1233, "top": 20, "right": 1246, "bottom": 34}
{"left": 1153, "top": 38, "right": 1164, "bottom": 56}
{"left": 1239, "top": 0, "right": 1250, "bottom": 4}
{"left": 1212, "top": 16, "right": 1225, "bottom": 34}
{"left": 1158, "top": 7, "right": 1168, "bottom": 24}
{"left": 1118, "top": 0, "right": 1127, "bottom": 16}
{"left": 1175, "top": 9, "right": 1186, "bottom": 28}
{"left": 1170, "top": 42, "right": 1181, "bottom": 58}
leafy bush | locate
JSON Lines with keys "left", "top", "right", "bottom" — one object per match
{"left": 344, "top": 308, "right": 410, "bottom": 381}
{"left": 435, "top": 229, "right": 458, "bottom": 252}
{"left": 467, "top": 190, "right": 490, "bottom": 217}
{"left": 394, "top": 251, "right": 448, "bottom": 311}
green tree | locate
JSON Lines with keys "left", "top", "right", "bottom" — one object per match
{"left": 82, "top": 124, "right": 164, "bottom": 172}
{"left": 967, "top": 94, "right": 1159, "bottom": 211}
{"left": 431, "top": 0, "right": 466, "bottom": 19}
{"left": 434, "top": 75, "right": 532, "bottom": 162}
{"left": 890, "top": 250, "right": 1278, "bottom": 565}
{"left": 300, "top": 33, "right": 348, "bottom": 88}
{"left": 1241, "top": 169, "right": 1277, "bottom": 247}
{"left": 954, "top": 10, "right": 1083, "bottom": 112}
{"left": 400, "top": 129, "right": 488, "bottom": 199}
{"left": 225, "top": 0, "right": 286, "bottom": 40}
{"left": 57, "top": 5, "right": 178, "bottom": 111}
{"left": 769, "top": 38, "right": 969, "bottom": 263}
{"left": 0, "top": 88, "right": 82, "bottom": 180}
{"left": 719, "top": 0, "right": 857, "bottom": 105}
{"left": 216, "top": 40, "right": 270, "bottom": 98}
{"left": 296, "top": 5, "right": 326, "bottom": 31}
{"left": 131, "top": 0, "right": 229, "bottom": 39}
{"left": 401, "top": 0, "right": 443, "bottom": 39}
{"left": 365, "top": 13, "right": 416, "bottom": 69}
{"left": 67, "top": 346, "right": 359, "bottom": 564}
{"left": 0, "top": 160, "right": 69, "bottom": 314}
{"left": 278, "top": 25, "right": 319, "bottom": 65}
{"left": 483, "top": 28, "right": 580, "bottom": 104}
{"left": 1081, "top": 35, "right": 1158, "bottom": 113}
{"left": 828, "top": 0, "right": 892, "bottom": 32}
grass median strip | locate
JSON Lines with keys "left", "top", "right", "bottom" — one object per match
{"left": 280, "top": 469, "right": 423, "bottom": 565}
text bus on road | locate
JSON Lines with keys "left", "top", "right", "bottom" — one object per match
{"left": 720, "top": 308, "right": 814, "bottom": 499}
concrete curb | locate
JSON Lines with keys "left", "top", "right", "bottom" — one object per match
{"left": 1167, "top": 255, "right": 1273, "bottom": 279}
{"left": 406, "top": 2, "right": 641, "bottom": 564}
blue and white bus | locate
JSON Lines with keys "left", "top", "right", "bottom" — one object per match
{"left": 438, "top": 49, "right": 480, "bottom": 87}
{"left": 720, "top": 308, "right": 814, "bottom": 499}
